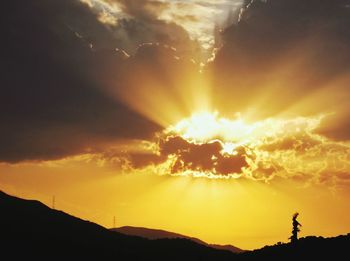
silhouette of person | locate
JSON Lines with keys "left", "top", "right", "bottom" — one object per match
{"left": 290, "top": 212, "right": 301, "bottom": 244}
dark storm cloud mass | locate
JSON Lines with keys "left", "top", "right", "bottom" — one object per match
{"left": 215, "top": 0, "right": 350, "bottom": 75}
{"left": 0, "top": 0, "right": 203, "bottom": 163}
{"left": 209, "top": 0, "right": 350, "bottom": 140}
{"left": 125, "top": 135, "right": 248, "bottom": 176}
{"left": 0, "top": 0, "right": 167, "bottom": 162}
{"left": 160, "top": 136, "right": 248, "bottom": 175}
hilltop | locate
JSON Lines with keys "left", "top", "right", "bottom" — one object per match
{"left": 1, "top": 191, "right": 349, "bottom": 260}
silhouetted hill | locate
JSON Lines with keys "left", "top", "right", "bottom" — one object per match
{"left": 0, "top": 191, "right": 235, "bottom": 260}
{"left": 1, "top": 190, "right": 349, "bottom": 260}
{"left": 211, "top": 243, "right": 244, "bottom": 254}
{"left": 241, "top": 234, "right": 350, "bottom": 260}
{"left": 112, "top": 226, "right": 244, "bottom": 253}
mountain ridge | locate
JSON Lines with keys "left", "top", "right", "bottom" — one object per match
{"left": 0, "top": 190, "right": 236, "bottom": 260}
{"left": 1, "top": 190, "right": 349, "bottom": 260}
{"left": 111, "top": 226, "right": 244, "bottom": 253}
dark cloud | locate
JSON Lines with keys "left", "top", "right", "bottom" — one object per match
{"left": 209, "top": 0, "right": 350, "bottom": 139}
{"left": 259, "top": 133, "right": 322, "bottom": 152}
{"left": 316, "top": 115, "right": 350, "bottom": 141}
{"left": 0, "top": 0, "right": 206, "bottom": 163}
{"left": 126, "top": 135, "right": 248, "bottom": 176}
{"left": 117, "top": 42, "right": 200, "bottom": 92}
{"left": 127, "top": 153, "right": 166, "bottom": 169}
{"left": 0, "top": 0, "right": 166, "bottom": 162}
{"left": 112, "top": 18, "right": 198, "bottom": 56}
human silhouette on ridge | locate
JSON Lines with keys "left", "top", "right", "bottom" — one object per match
{"left": 290, "top": 212, "right": 302, "bottom": 244}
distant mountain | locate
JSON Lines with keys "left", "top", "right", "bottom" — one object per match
{"left": 112, "top": 226, "right": 244, "bottom": 253}
{"left": 0, "top": 190, "right": 235, "bottom": 260}
{"left": 1, "top": 190, "right": 349, "bottom": 260}
{"left": 211, "top": 243, "right": 244, "bottom": 254}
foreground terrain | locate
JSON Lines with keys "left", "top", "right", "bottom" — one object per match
{"left": 1, "top": 191, "right": 348, "bottom": 260}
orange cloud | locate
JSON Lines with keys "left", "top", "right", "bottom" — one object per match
{"left": 109, "top": 113, "right": 350, "bottom": 188}
{"left": 159, "top": 136, "right": 248, "bottom": 175}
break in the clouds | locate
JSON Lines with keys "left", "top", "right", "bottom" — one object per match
{"left": 81, "top": 0, "right": 244, "bottom": 59}
{"left": 81, "top": 0, "right": 201, "bottom": 60}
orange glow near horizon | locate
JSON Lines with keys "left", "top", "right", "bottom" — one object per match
{"left": 2, "top": 87, "right": 350, "bottom": 249}
{"left": 1, "top": 109, "right": 349, "bottom": 250}
{"left": 1, "top": 161, "right": 350, "bottom": 250}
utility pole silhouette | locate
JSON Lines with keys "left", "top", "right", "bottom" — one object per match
{"left": 52, "top": 195, "right": 55, "bottom": 210}
{"left": 113, "top": 216, "right": 116, "bottom": 228}
{"left": 289, "top": 212, "right": 302, "bottom": 244}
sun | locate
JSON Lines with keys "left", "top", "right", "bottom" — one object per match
{"left": 154, "top": 111, "right": 331, "bottom": 180}
{"left": 165, "top": 111, "right": 261, "bottom": 156}
{"left": 170, "top": 112, "right": 242, "bottom": 139}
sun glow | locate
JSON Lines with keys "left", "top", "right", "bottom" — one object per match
{"left": 150, "top": 111, "right": 350, "bottom": 181}
{"left": 166, "top": 111, "right": 324, "bottom": 154}
{"left": 168, "top": 112, "right": 255, "bottom": 143}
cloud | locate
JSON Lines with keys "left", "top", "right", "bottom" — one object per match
{"left": 155, "top": 0, "right": 244, "bottom": 51}
{"left": 0, "top": 0, "right": 165, "bottom": 162}
{"left": 82, "top": 0, "right": 244, "bottom": 59}
{"left": 0, "top": 0, "right": 206, "bottom": 163}
{"left": 79, "top": 0, "right": 201, "bottom": 59}
{"left": 208, "top": 0, "right": 350, "bottom": 139}
{"left": 159, "top": 136, "right": 248, "bottom": 175}
{"left": 116, "top": 114, "right": 350, "bottom": 188}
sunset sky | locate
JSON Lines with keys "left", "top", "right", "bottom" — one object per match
{"left": 1, "top": 0, "right": 350, "bottom": 250}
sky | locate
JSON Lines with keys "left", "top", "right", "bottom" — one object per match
{"left": 1, "top": 0, "right": 350, "bottom": 250}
